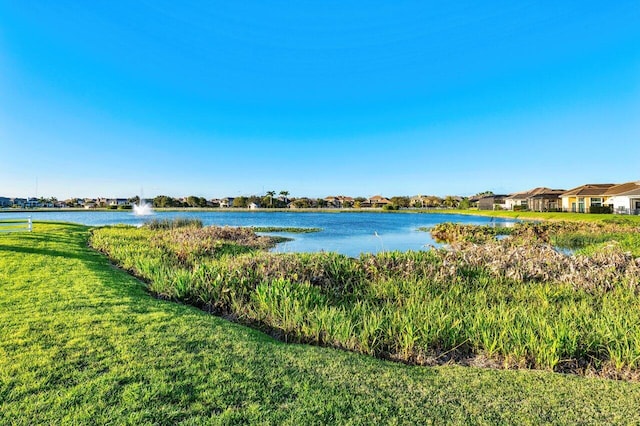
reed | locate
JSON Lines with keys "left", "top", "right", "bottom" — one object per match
{"left": 90, "top": 222, "right": 640, "bottom": 379}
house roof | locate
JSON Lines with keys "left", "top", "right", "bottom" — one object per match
{"left": 368, "top": 195, "right": 390, "bottom": 202}
{"left": 561, "top": 184, "right": 615, "bottom": 197}
{"left": 479, "top": 194, "right": 508, "bottom": 200}
{"left": 507, "top": 187, "right": 565, "bottom": 200}
{"left": 529, "top": 189, "right": 565, "bottom": 199}
{"left": 603, "top": 181, "right": 640, "bottom": 197}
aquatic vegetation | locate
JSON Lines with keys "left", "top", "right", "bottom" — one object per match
{"left": 428, "top": 222, "right": 513, "bottom": 244}
{"left": 144, "top": 217, "right": 204, "bottom": 229}
{"left": 250, "top": 226, "right": 322, "bottom": 233}
{"left": 90, "top": 222, "right": 640, "bottom": 379}
{"left": 431, "top": 220, "right": 640, "bottom": 256}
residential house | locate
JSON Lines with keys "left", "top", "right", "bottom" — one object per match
{"left": 467, "top": 195, "right": 483, "bottom": 209}
{"left": 324, "top": 195, "right": 355, "bottom": 208}
{"left": 219, "top": 197, "right": 234, "bottom": 208}
{"left": 324, "top": 196, "right": 340, "bottom": 208}
{"left": 11, "top": 198, "right": 27, "bottom": 208}
{"left": 107, "top": 198, "right": 130, "bottom": 207}
{"left": 248, "top": 202, "right": 259, "bottom": 210}
{"left": 81, "top": 198, "right": 97, "bottom": 209}
{"left": 25, "top": 198, "right": 40, "bottom": 208}
{"left": 603, "top": 181, "right": 640, "bottom": 215}
{"left": 362, "top": 195, "right": 391, "bottom": 208}
{"left": 478, "top": 195, "right": 507, "bottom": 211}
{"left": 505, "top": 187, "right": 565, "bottom": 212}
{"left": 336, "top": 196, "right": 354, "bottom": 208}
{"left": 560, "top": 184, "right": 615, "bottom": 213}
{"left": 410, "top": 195, "right": 427, "bottom": 208}
{"left": 0, "top": 197, "right": 11, "bottom": 207}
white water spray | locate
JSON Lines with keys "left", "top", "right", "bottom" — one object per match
{"left": 133, "top": 191, "right": 154, "bottom": 216}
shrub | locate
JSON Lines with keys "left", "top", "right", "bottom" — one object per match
{"left": 590, "top": 206, "right": 613, "bottom": 214}
{"left": 145, "top": 218, "right": 203, "bottom": 230}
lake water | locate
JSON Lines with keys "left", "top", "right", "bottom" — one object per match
{"left": 0, "top": 210, "right": 517, "bottom": 257}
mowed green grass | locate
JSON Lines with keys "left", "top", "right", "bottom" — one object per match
{"left": 431, "top": 209, "right": 640, "bottom": 224}
{"left": 2, "top": 223, "right": 640, "bottom": 424}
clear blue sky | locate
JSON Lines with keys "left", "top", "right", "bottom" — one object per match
{"left": 1, "top": 1, "right": 639, "bottom": 199}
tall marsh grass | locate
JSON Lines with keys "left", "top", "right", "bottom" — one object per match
{"left": 89, "top": 223, "right": 640, "bottom": 379}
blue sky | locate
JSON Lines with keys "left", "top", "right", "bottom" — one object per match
{"left": 1, "top": 1, "right": 639, "bottom": 199}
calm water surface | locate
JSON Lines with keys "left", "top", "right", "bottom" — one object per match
{"left": 1, "top": 210, "right": 517, "bottom": 257}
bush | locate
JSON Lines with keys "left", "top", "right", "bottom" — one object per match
{"left": 590, "top": 206, "right": 613, "bottom": 214}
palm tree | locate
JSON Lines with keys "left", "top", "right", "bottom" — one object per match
{"left": 444, "top": 196, "right": 458, "bottom": 208}
{"left": 266, "top": 191, "right": 276, "bottom": 207}
{"left": 279, "top": 190, "right": 289, "bottom": 203}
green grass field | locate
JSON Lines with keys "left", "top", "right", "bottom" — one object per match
{"left": 1, "top": 222, "right": 640, "bottom": 424}
{"left": 427, "top": 209, "right": 640, "bottom": 224}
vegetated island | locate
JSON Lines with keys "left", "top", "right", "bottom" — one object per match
{"left": 90, "top": 216, "right": 640, "bottom": 381}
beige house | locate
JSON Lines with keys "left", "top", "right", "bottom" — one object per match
{"left": 324, "top": 195, "right": 355, "bottom": 208}
{"left": 362, "top": 195, "right": 391, "bottom": 208}
{"left": 560, "top": 184, "right": 615, "bottom": 213}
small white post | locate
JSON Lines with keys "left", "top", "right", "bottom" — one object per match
{"left": 28, "top": 217, "right": 32, "bottom": 232}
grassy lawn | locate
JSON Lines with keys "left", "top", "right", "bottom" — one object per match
{"left": 429, "top": 209, "right": 640, "bottom": 224}
{"left": 1, "top": 222, "right": 640, "bottom": 424}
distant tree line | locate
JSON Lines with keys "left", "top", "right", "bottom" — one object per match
{"left": 153, "top": 195, "right": 209, "bottom": 208}
{"left": 20, "top": 190, "right": 482, "bottom": 210}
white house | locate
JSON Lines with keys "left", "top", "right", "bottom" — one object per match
{"left": 604, "top": 181, "right": 640, "bottom": 215}
{"left": 219, "top": 197, "right": 234, "bottom": 208}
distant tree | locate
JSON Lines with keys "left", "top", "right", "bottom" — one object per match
{"left": 390, "top": 196, "right": 411, "bottom": 208}
{"left": 153, "top": 195, "right": 168, "bottom": 207}
{"left": 186, "top": 196, "right": 200, "bottom": 207}
{"left": 65, "top": 198, "right": 79, "bottom": 207}
{"left": 128, "top": 196, "right": 140, "bottom": 205}
{"left": 316, "top": 198, "right": 328, "bottom": 208}
{"left": 353, "top": 196, "right": 366, "bottom": 209}
{"left": 425, "top": 196, "right": 443, "bottom": 207}
{"left": 248, "top": 195, "right": 262, "bottom": 206}
{"left": 291, "top": 198, "right": 311, "bottom": 208}
{"left": 153, "top": 195, "right": 181, "bottom": 208}
{"left": 443, "top": 196, "right": 459, "bottom": 208}
{"left": 232, "top": 196, "right": 248, "bottom": 208}
{"left": 279, "top": 190, "right": 289, "bottom": 202}
{"left": 474, "top": 190, "right": 494, "bottom": 197}
{"left": 458, "top": 198, "right": 470, "bottom": 209}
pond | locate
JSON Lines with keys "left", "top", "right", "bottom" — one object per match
{"left": 0, "top": 210, "right": 518, "bottom": 257}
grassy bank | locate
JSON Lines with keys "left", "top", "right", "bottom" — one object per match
{"left": 90, "top": 221, "right": 640, "bottom": 378}
{"left": 2, "top": 222, "right": 640, "bottom": 423}
{"left": 428, "top": 208, "right": 640, "bottom": 224}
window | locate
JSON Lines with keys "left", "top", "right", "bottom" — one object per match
{"left": 590, "top": 197, "right": 602, "bottom": 207}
